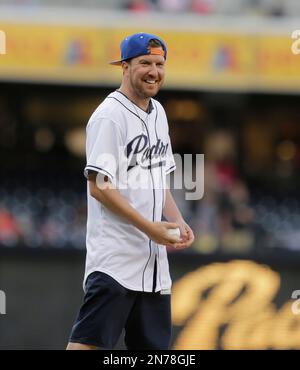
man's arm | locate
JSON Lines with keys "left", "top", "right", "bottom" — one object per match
{"left": 88, "top": 172, "right": 180, "bottom": 246}
{"left": 163, "top": 188, "right": 195, "bottom": 250}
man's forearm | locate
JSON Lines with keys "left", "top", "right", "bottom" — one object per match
{"left": 163, "top": 189, "right": 184, "bottom": 222}
{"left": 89, "top": 179, "right": 152, "bottom": 235}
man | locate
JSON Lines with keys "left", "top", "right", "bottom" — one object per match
{"left": 67, "top": 32, "right": 194, "bottom": 350}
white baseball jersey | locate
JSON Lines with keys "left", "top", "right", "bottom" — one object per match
{"left": 83, "top": 90, "right": 176, "bottom": 293}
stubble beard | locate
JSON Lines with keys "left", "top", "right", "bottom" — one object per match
{"left": 130, "top": 75, "right": 161, "bottom": 100}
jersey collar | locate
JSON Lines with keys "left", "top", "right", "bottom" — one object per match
{"left": 113, "top": 90, "right": 154, "bottom": 117}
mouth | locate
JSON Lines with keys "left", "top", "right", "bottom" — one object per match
{"left": 144, "top": 80, "right": 158, "bottom": 85}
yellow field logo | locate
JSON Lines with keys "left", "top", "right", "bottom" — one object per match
{"left": 291, "top": 30, "right": 300, "bottom": 55}
{"left": 172, "top": 260, "right": 300, "bottom": 349}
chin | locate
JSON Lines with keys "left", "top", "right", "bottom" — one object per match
{"left": 146, "top": 91, "right": 158, "bottom": 98}
{"left": 144, "top": 87, "right": 159, "bottom": 97}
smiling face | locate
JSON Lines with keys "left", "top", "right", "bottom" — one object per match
{"left": 122, "top": 49, "right": 166, "bottom": 100}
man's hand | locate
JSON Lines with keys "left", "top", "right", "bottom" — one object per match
{"left": 145, "top": 221, "right": 183, "bottom": 246}
{"left": 167, "top": 219, "right": 194, "bottom": 250}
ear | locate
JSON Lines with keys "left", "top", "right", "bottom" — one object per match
{"left": 121, "top": 61, "right": 129, "bottom": 72}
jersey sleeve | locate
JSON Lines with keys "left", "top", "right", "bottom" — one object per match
{"left": 165, "top": 134, "right": 176, "bottom": 175}
{"left": 84, "top": 116, "right": 124, "bottom": 182}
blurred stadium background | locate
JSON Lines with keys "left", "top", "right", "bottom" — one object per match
{"left": 1, "top": 0, "right": 300, "bottom": 350}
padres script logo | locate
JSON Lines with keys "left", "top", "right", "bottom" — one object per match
{"left": 172, "top": 260, "right": 300, "bottom": 349}
{"left": 126, "top": 135, "right": 168, "bottom": 171}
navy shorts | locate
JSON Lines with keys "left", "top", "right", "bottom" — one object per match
{"left": 69, "top": 271, "right": 172, "bottom": 350}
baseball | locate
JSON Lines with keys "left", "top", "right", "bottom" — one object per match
{"left": 167, "top": 227, "right": 181, "bottom": 241}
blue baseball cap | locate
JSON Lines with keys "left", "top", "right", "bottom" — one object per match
{"left": 110, "top": 32, "right": 167, "bottom": 65}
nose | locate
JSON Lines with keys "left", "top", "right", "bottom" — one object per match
{"left": 147, "top": 63, "right": 158, "bottom": 78}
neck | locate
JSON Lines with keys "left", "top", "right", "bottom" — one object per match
{"left": 118, "top": 85, "right": 150, "bottom": 112}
